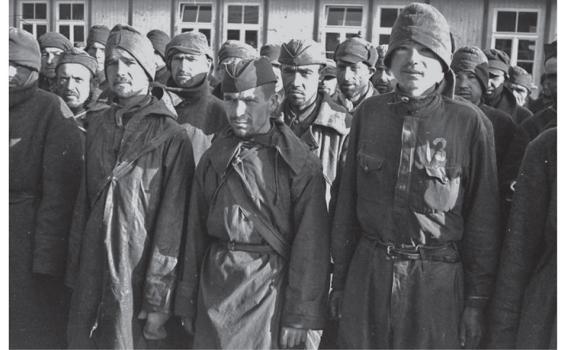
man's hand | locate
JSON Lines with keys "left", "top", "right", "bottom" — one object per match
{"left": 280, "top": 326, "right": 308, "bottom": 348}
{"left": 459, "top": 306, "right": 484, "bottom": 348}
{"left": 329, "top": 289, "right": 344, "bottom": 320}
{"left": 138, "top": 310, "right": 169, "bottom": 340}
{"left": 181, "top": 316, "right": 195, "bottom": 335}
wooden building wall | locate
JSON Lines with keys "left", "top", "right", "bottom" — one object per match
{"left": 90, "top": 0, "right": 128, "bottom": 29}
{"left": 266, "top": 0, "right": 316, "bottom": 44}
{"left": 431, "top": 0, "right": 485, "bottom": 48}
{"left": 131, "top": 0, "right": 171, "bottom": 35}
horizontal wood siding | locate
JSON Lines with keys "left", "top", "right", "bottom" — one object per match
{"left": 132, "top": 0, "right": 171, "bottom": 36}
{"left": 430, "top": 0, "right": 484, "bottom": 48}
{"left": 90, "top": 0, "right": 128, "bottom": 28}
{"left": 266, "top": 0, "right": 316, "bottom": 43}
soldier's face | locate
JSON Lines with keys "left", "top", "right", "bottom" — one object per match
{"left": 389, "top": 42, "right": 444, "bottom": 97}
{"left": 455, "top": 71, "right": 483, "bottom": 105}
{"left": 281, "top": 64, "right": 321, "bottom": 108}
{"left": 319, "top": 76, "right": 337, "bottom": 96}
{"left": 56, "top": 63, "right": 92, "bottom": 111}
{"left": 337, "top": 60, "right": 374, "bottom": 99}
{"left": 41, "top": 47, "right": 64, "bottom": 79}
{"left": 86, "top": 42, "right": 106, "bottom": 72}
{"left": 373, "top": 66, "right": 395, "bottom": 94}
{"left": 105, "top": 48, "right": 149, "bottom": 99}
{"left": 171, "top": 53, "right": 211, "bottom": 88}
{"left": 223, "top": 85, "right": 275, "bottom": 138}
{"left": 486, "top": 69, "right": 505, "bottom": 96}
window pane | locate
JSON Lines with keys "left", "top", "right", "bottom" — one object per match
{"left": 517, "top": 12, "right": 537, "bottom": 33}
{"left": 325, "top": 32, "right": 340, "bottom": 58}
{"left": 516, "top": 61, "right": 533, "bottom": 74}
{"left": 245, "top": 30, "right": 258, "bottom": 48}
{"left": 182, "top": 5, "right": 198, "bottom": 22}
{"left": 72, "top": 4, "right": 84, "bottom": 20}
{"left": 22, "top": 3, "right": 34, "bottom": 19}
{"left": 244, "top": 6, "right": 259, "bottom": 24}
{"left": 37, "top": 25, "right": 47, "bottom": 37}
{"left": 379, "top": 34, "right": 390, "bottom": 45}
{"left": 59, "top": 25, "right": 70, "bottom": 39}
{"left": 60, "top": 4, "right": 71, "bottom": 20}
{"left": 517, "top": 39, "right": 535, "bottom": 60}
{"left": 345, "top": 8, "right": 362, "bottom": 26}
{"left": 380, "top": 8, "right": 398, "bottom": 28}
{"left": 227, "top": 29, "right": 240, "bottom": 41}
{"left": 36, "top": 3, "right": 47, "bottom": 19}
{"left": 74, "top": 25, "right": 84, "bottom": 42}
{"left": 228, "top": 5, "right": 243, "bottom": 24}
{"left": 494, "top": 38, "right": 512, "bottom": 57}
{"left": 181, "top": 28, "right": 194, "bottom": 33}
{"left": 199, "top": 29, "right": 211, "bottom": 44}
{"left": 198, "top": 5, "right": 212, "bottom": 23}
{"left": 496, "top": 11, "right": 516, "bottom": 32}
{"left": 22, "top": 23, "right": 33, "bottom": 34}
{"left": 327, "top": 7, "right": 344, "bottom": 26}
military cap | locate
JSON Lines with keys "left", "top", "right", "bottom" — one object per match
{"left": 334, "top": 37, "right": 378, "bottom": 67}
{"left": 147, "top": 29, "right": 171, "bottom": 59}
{"left": 260, "top": 44, "right": 281, "bottom": 67}
{"left": 320, "top": 59, "right": 337, "bottom": 78}
{"left": 451, "top": 46, "right": 488, "bottom": 73}
{"left": 218, "top": 40, "right": 258, "bottom": 64}
{"left": 106, "top": 24, "right": 156, "bottom": 81}
{"left": 483, "top": 48, "right": 510, "bottom": 75}
{"left": 87, "top": 25, "right": 110, "bottom": 48}
{"left": 56, "top": 47, "right": 98, "bottom": 76}
{"left": 222, "top": 57, "right": 277, "bottom": 93}
{"left": 166, "top": 32, "right": 213, "bottom": 65}
{"left": 10, "top": 27, "right": 41, "bottom": 71}
{"left": 279, "top": 39, "right": 326, "bottom": 66}
{"left": 508, "top": 66, "right": 535, "bottom": 92}
{"left": 38, "top": 32, "right": 73, "bottom": 52}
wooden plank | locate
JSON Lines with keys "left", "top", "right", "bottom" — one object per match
{"left": 430, "top": 0, "right": 484, "bottom": 48}
{"left": 90, "top": 0, "right": 128, "bottom": 28}
{"left": 266, "top": 0, "right": 316, "bottom": 43}
{"left": 131, "top": 0, "right": 171, "bottom": 35}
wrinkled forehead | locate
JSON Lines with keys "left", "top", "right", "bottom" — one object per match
{"left": 224, "top": 86, "right": 264, "bottom": 100}
{"left": 57, "top": 62, "right": 92, "bottom": 77}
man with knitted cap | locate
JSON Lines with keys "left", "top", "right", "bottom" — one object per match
{"left": 163, "top": 31, "right": 228, "bottom": 164}
{"left": 54, "top": 48, "right": 105, "bottom": 132}
{"left": 330, "top": 3, "right": 499, "bottom": 348}
{"left": 483, "top": 48, "right": 533, "bottom": 124}
{"left": 86, "top": 25, "right": 110, "bottom": 89}
{"left": 370, "top": 44, "right": 396, "bottom": 94}
{"left": 9, "top": 27, "right": 83, "bottom": 349}
{"left": 521, "top": 40, "right": 557, "bottom": 141}
{"left": 333, "top": 36, "right": 379, "bottom": 112}
{"left": 147, "top": 29, "right": 171, "bottom": 85}
{"left": 38, "top": 32, "right": 73, "bottom": 92}
{"left": 65, "top": 24, "right": 195, "bottom": 349}
{"left": 277, "top": 38, "right": 351, "bottom": 207}
{"left": 175, "top": 57, "right": 330, "bottom": 349}
{"left": 452, "top": 46, "right": 528, "bottom": 247}
{"left": 211, "top": 40, "right": 258, "bottom": 98}
{"left": 319, "top": 58, "right": 339, "bottom": 98}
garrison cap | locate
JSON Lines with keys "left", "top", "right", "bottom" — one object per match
{"left": 334, "top": 37, "right": 378, "bottom": 67}
{"left": 260, "top": 44, "right": 282, "bottom": 67}
{"left": 222, "top": 57, "right": 277, "bottom": 93}
{"left": 279, "top": 39, "right": 326, "bottom": 66}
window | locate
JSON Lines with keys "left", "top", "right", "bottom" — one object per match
{"left": 492, "top": 9, "right": 539, "bottom": 74}
{"left": 19, "top": 1, "right": 49, "bottom": 38}
{"left": 55, "top": 1, "right": 87, "bottom": 45}
{"left": 224, "top": 4, "right": 261, "bottom": 49}
{"left": 322, "top": 6, "right": 364, "bottom": 58}
{"left": 375, "top": 6, "right": 402, "bottom": 45}
{"left": 178, "top": 3, "right": 213, "bottom": 46}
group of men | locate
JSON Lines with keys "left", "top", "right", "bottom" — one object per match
{"left": 9, "top": 2, "right": 557, "bottom": 349}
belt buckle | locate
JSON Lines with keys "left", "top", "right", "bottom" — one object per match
{"left": 385, "top": 244, "right": 395, "bottom": 260}
{"left": 228, "top": 241, "right": 236, "bottom": 250}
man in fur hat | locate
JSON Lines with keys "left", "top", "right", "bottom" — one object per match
{"left": 330, "top": 4, "right": 500, "bottom": 348}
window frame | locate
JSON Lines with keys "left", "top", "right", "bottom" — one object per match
{"left": 491, "top": 8, "right": 541, "bottom": 76}
{"left": 321, "top": 3, "right": 366, "bottom": 58}
{"left": 373, "top": 5, "right": 403, "bottom": 46}
{"left": 17, "top": 0, "right": 50, "bottom": 39}
{"left": 176, "top": 1, "right": 215, "bottom": 47}
{"left": 222, "top": 1, "right": 263, "bottom": 49}
{"left": 54, "top": 0, "right": 88, "bottom": 45}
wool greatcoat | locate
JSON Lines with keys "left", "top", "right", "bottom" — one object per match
{"left": 331, "top": 78, "right": 500, "bottom": 349}
{"left": 174, "top": 120, "right": 330, "bottom": 349}
{"left": 10, "top": 83, "right": 83, "bottom": 349}
{"left": 489, "top": 127, "right": 556, "bottom": 349}
{"left": 65, "top": 89, "right": 195, "bottom": 349}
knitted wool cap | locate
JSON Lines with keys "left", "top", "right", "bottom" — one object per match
{"left": 451, "top": 46, "right": 488, "bottom": 73}
{"left": 165, "top": 32, "right": 212, "bottom": 65}
{"left": 385, "top": 3, "right": 451, "bottom": 71}
{"left": 56, "top": 48, "right": 98, "bottom": 76}
{"left": 334, "top": 37, "right": 378, "bottom": 67}
{"left": 483, "top": 48, "right": 510, "bottom": 75}
{"left": 508, "top": 66, "right": 535, "bottom": 92}
{"left": 222, "top": 57, "right": 277, "bottom": 93}
{"left": 105, "top": 24, "right": 156, "bottom": 81}
{"left": 147, "top": 29, "right": 171, "bottom": 59}
{"left": 86, "top": 25, "right": 110, "bottom": 48}
{"left": 218, "top": 40, "right": 258, "bottom": 64}
{"left": 279, "top": 39, "right": 326, "bottom": 66}
{"left": 9, "top": 27, "right": 41, "bottom": 71}
{"left": 38, "top": 32, "right": 73, "bottom": 51}
{"left": 260, "top": 44, "right": 281, "bottom": 67}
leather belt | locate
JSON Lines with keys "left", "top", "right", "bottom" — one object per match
{"left": 361, "top": 234, "right": 460, "bottom": 263}
{"left": 216, "top": 240, "right": 275, "bottom": 254}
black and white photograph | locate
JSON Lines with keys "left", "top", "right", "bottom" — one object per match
{"left": 7, "top": 0, "right": 558, "bottom": 348}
